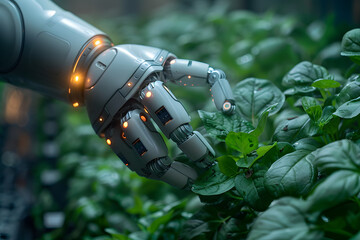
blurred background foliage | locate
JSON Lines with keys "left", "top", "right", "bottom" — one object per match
{"left": 0, "top": 0, "right": 356, "bottom": 239}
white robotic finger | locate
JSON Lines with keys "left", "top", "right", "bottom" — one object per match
{"left": 164, "top": 59, "right": 236, "bottom": 114}
{"left": 139, "top": 80, "right": 215, "bottom": 168}
{"left": 106, "top": 108, "right": 197, "bottom": 188}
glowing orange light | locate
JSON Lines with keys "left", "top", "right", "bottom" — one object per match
{"left": 99, "top": 117, "right": 103, "bottom": 122}
{"left": 68, "top": 88, "right": 71, "bottom": 94}
{"left": 223, "top": 102, "right": 231, "bottom": 110}
{"left": 94, "top": 40, "right": 101, "bottom": 46}
{"left": 188, "top": 75, "right": 192, "bottom": 79}
{"left": 144, "top": 108, "right": 149, "bottom": 114}
{"left": 125, "top": 163, "right": 129, "bottom": 166}
{"left": 146, "top": 91, "right": 152, "bottom": 98}
{"left": 74, "top": 76, "right": 79, "bottom": 82}
{"left": 123, "top": 121, "right": 128, "bottom": 128}
{"left": 140, "top": 115, "right": 147, "bottom": 122}
{"left": 127, "top": 82, "right": 132, "bottom": 87}
{"left": 73, "top": 102, "right": 79, "bottom": 107}
{"left": 170, "top": 59, "right": 176, "bottom": 65}
{"left": 106, "top": 139, "right": 112, "bottom": 145}
{"left": 122, "top": 132, "right": 126, "bottom": 139}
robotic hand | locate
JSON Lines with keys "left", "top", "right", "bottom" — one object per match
{"left": 0, "top": 0, "right": 235, "bottom": 189}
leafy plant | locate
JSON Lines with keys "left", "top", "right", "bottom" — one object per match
{"left": 30, "top": 4, "right": 360, "bottom": 240}
{"left": 189, "top": 28, "right": 360, "bottom": 240}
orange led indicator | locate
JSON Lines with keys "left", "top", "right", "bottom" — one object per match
{"left": 188, "top": 75, "right": 192, "bottom": 79}
{"left": 122, "top": 132, "right": 126, "bottom": 139}
{"left": 99, "top": 117, "right": 103, "bottom": 122}
{"left": 125, "top": 163, "right": 129, "bottom": 166}
{"left": 74, "top": 76, "right": 79, "bottom": 82}
{"left": 127, "top": 82, "right": 132, "bottom": 87}
{"left": 94, "top": 40, "right": 101, "bottom": 46}
{"left": 223, "top": 102, "right": 231, "bottom": 110}
{"left": 123, "top": 121, "right": 128, "bottom": 128}
{"left": 146, "top": 91, "right": 152, "bottom": 98}
{"left": 140, "top": 115, "right": 147, "bottom": 122}
{"left": 144, "top": 108, "right": 149, "bottom": 114}
{"left": 106, "top": 139, "right": 112, "bottom": 145}
{"left": 73, "top": 102, "right": 79, "bottom": 107}
{"left": 68, "top": 88, "right": 71, "bottom": 94}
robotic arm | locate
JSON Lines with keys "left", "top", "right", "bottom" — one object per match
{"left": 0, "top": 0, "right": 235, "bottom": 189}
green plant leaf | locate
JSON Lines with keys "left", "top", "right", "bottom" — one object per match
{"left": 333, "top": 96, "right": 360, "bottom": 119}
{"left": 335, "top": 81, "right": 360, "bottom": 107}
{"left": 273, "top": 114, "right": 316, "bottom": 143}
{"left": 247, "top": 198, "right": 324, "bottom": 240}
{"left": 235, "top": 164, "right": 273, "bottom": 211}
{"left": 311, "top": 139, "right": 360, "bottom": 174}
{"left": 293, "top": 138, "right": 322, "bottom": 151}
{"left": 301, "top": 96, "right": 322, "bottom": 122}
{"left": 282, "top": 61, "right": 330, "bottom": 87}
{"left": 192, "top": 166, "right": 235, "bottom": 196}
{"left": 254, "top": 142, "right": 277, "bottom": 161}
{"left": 250, "top": 109, "right": 270, "bottom": 137}
{"left": 148, "top": 210, "right": 174, "bottom": 233}
{"left": 225, "top": 132, "right": 258, "bottom": 155}
{"left": 198, "top": 110, "right": 254, "bottom": 141}
{"left": 311, "top": 79, "right": 341, "bottom": 88}
{"left": 265, "top": 150, "right": 317, "bottom": 198}
{"left": 105, "top": 229, "right": 129, "bottom": 240}
{"left": 233, "top": 78, "right": 285, "bottom": 123}
{"left": 341, "top": 29, "right": 360, "bottom": 57}
{"left": 306, "top": 170, "right": 360, "bottom": 213}
{"left": 283, "top": 86, "right": 316, "bottom": 95}
{"left": 182, "top": 219, "right": 210, "bottom": 239}
{"left": 216, "top": 156, "right": 238, "bottom": 177}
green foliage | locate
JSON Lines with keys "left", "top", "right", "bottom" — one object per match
{"left": 32, "top": 5, "right": 360, "bottom": 240}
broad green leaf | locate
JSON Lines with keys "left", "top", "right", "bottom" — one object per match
{"left": 148, "top": 210, "right": 174, "bottom": 233}
{"left": 306, "top": 170, "right": 360, "bottom": 213}
{"left": 233, "top": 78, "right": 285, "bottom": 123}
{"left": 273, "top": 114, "right": 316, "bottom": 143}
{"left": 250, "top": 109, "right": 270, "bottom": 137}
{"left": 265, "top": 150, "right": 317, "bottom": 198}
{"left": 301, "top": 97, "right": 322, "bottom": 122}
{"left": 105, "top": 229, "right": 129, "bottom": 240}
{"left": 254, "top": 143, "right": 277, "bottom": 161}
{"left": 311, "top": 139, "right": 360, "bottom": 174}
{"left": 182, "top": 219, "right": 210, "bottom": 239}
{"left": 216, "top": 156, "right": 238, "bottom": 177}
{"left": 277, "top": 142, "right": 296, "bottom": 157}
{"left": 293, "top": 138, "right": 322, "bottom": 151}
{"left": 198, "top": 110, "right": 254, "bottom": 141}
{"left": 225, "top": 132, "right": 258, "bottom": 155}
{"left": 214, "top": 218, "right": 245, "bottom": 240}
{"left": 283, "top": 86, "right": 316, "bottom": 96}
{"left": 247, "top": 198, "right": 324, "bottom": 240}
{"left": 341, "top": 29, "right": 360, "bottom": 57}
{"left": 335, "top": 81, "right": 360, "bottom": 107}
{"left": 282, "top": 61, "right": 330, "bottom": 87}
{"left": 235, "top": 163, "right": 273, "bottom": 211}
{"left": 192, "top": 166, "right": 235, "bottom": 196}
{"left": 334, "top": 96, "right": 360, "bottom": 119}
{"left": 319, "top": 106, "right": 335, "bottom": 127}
{"left": 311, "top": 79, "right": 341, "bottom": 88}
